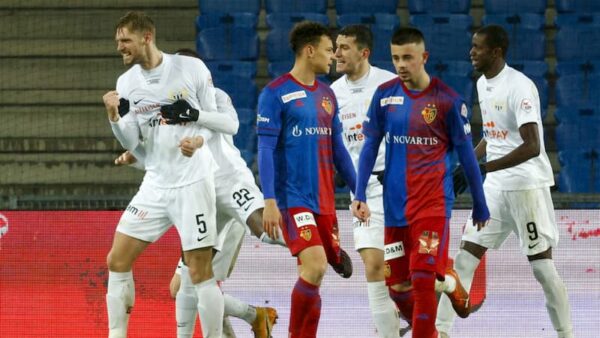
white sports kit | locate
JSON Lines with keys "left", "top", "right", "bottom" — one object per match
{"left": 331, "top": 66, "right": 397, "bottom": 251}
{"left": 462, "top": 65, "right": 558, "bottom": 255}
{"left": 111, "top": 53, "right": 219, "bottom": 251}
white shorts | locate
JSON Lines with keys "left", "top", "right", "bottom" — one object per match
{"left": 175, "top": 218, "right": 245, "bottom": 281}
{"left": 215, "top": 169, "right": 265, "bottom": 228}
{"left": 353, "top": 175, "right": 385, "bottom": 251}
{"left": 462, "top": 186, "right": 559, "bottom": 256}
{"left": 116, "top": 179, "right": 217, "bottom": 252}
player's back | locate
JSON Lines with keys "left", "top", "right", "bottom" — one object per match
{"left": 257, "top": 73, "right": 339, "bottom": 214}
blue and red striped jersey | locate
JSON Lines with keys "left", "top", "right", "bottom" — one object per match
{"left": 358, "top": 77, "right": 473, "bottom": 227}
{"left": 257, "top": 73, "right": 343, "bottom": 215}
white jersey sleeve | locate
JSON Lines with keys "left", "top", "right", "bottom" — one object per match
{"left": 194, "top": 88, "right": 240, "bottom": 135}
{"left": 477, "top": 65, "right": 554, "bottom": 190}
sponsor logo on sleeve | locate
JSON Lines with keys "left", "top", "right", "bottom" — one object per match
{"left": 294, "top": 212, "right": 316, "bottom": 227}
{"left": 461, "top": 103, "right": 468, "bottom": 118}
{"left": 384, "top": 241, "right": 405, "bottom": 260}
{"left": 521, "top": 98, "right": 533, "bottom": 113}
{"left": 257, "top": 114, "right": 270, "bottom": 124}
{"left": 281, "top": 90, "right": 307, "bottom": 103}
{"left": 380, "top": 96, "right": 404, "bottom": 107}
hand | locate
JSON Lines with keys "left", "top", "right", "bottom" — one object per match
{"left": 473, "top": 220, "right": 488, "bottom": 231}
{"left": 351, "top": 200, "right": 371, "bottom": 222}
{"left": 262, "top": 199, "right": 282, "bottom": 240}
{"left": 114, "top": 151, "right": 137, "bottom": 166}
{"left": 260, "top": 232, "right": 287, "bottom": 247}
{"left": 103, "top": 90, "right": 121, "bottom": 122}
{"left": 472, "top": 204, "right": 490, "bottom": 231}
{"left": 179, "top": 136, "right": 203, "bottom": 157}
{"left": 160, "top": 99, "right": 199, "bottom": 124}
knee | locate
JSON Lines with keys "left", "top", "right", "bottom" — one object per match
{"left": 302, "top": 256, "right": 328, "bottom": 284}
{"left": 363, "top": 260, "right": 385, "bottom": 281}
{"left": 106, "top": 250, "right": 131, "bottom": 272}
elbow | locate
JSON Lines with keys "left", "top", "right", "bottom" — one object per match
{"left": 527, "top": 141, "right": 540, "bottom": 158}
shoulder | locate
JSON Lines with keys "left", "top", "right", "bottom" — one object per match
{"left": 433, "top": 77, "right": 463, "bottom": 103}
{"left": 265, "top": 74, "right": 290, "bottom": 91}
{"left": 378, "top": 77, "right": 400, "bottom": 92}
{"left": 330, "top": 75, "right": 346, "bottom": 92}
{"left": 506, "top": 66, "right": 536, "bottom": 92}
{"left": 371, "top": 66, "right": 397, "bottom": 84}
{"left": 116, "top": 65, "right": 141, "bottom": 94}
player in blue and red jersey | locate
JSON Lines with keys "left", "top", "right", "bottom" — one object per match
{"left": 257, "top": 21, "right": 357, "bottom": 338}
{"left": 352, "top": 27, "right": 490, "bottom": 338}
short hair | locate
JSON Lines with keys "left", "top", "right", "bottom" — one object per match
{"left": 475, "top": 25, "right": 509, "bottom": 58}
{"left": 175, "top": 48, "right": 200, "bottom": 58}
{"left": 289, "top": 21, "right": 332, "bottom": 55}
{"left": 337, "top": 25, "right": 373, "bottom": 51}
{"left": 391, "top": 27, "right": 425, "bottom": 47}
{"left": 116, "top": 11, "right": 156, "bottom": 36}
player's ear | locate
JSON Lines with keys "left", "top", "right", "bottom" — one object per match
{"left": 422, "top": 50, "right": 429, "bottom": 65}
{"left": 305, "top": 44, "right": 316, "bottom": 58}
{"left": 361, "top": 47, "right": 371, "bottom": 60}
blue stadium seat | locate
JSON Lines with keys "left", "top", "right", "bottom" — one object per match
{"left": 482, "top": 14, "right": 545, "bottom": 61}
{"left": 558, "top": 149, "right": 600, "bottom": 193}
{"left": 195, "top": 12, "right": 257, "bottom": 31}
{"left": 265, "top": 0, "right": 328, "bottom": 13}
{"left": 213, "top": 75, "right": 257, "bottom": 108}
{"left": 556, "top": 0, "right": 600, "bottom": 13}
{"left": 336, "top": 14, "right": 400, "bottom": 63}
{"left": 236, "top": 108, "right": 256, "bottom": 125}
{"left": 266, "top": 13, "right": 329, "bottom": 63}
{"left": 196, "top": 27, "right": 259, "bottom": 61}
{"left": 337, "top": 13, "right": 401, "bottom": 30}
{"left": 234, "top": 121, "right": 257, "bottom": 166}
{"left": 510, "top": 61, "right": 549, "bottom": 118}
{"left": 555, "top": 61, "right": 600, "bottom": 107}
{"left": 554, "top": 106, "right": 600, "bottom": 124}
{"left": 426, "top": 60, "right": 474, "bottom": 108}
{"left": 555, "top": 15, "right": 600, "bottom": 61}
{"left": 267, "top": 61, "right": 293, "bottom": 78}
{"left": 410, "top": 14, "right": 472, "bottom": 60}
{"left": 408, "top": 0, "right": 471, "bottom": 14}
{"left": 205, "top": 61, "right": 257, "bottom": 78}
{"left": 483, "top": 0, "right": 546, "bottom": 14}
{"left": 335, "top": 0, "right": 399, "bottom": 14}
{"left": 266, "top": 13, "right": 329, "bottom": 29}
{"left": 198, "top": 0, "right": 260, "bottom": 14}
{"left": 555, "top": 119, "right": 600, "bottom": 151}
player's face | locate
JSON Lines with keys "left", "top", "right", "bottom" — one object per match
{"left": 390, "top": 42, "right": 428, "bottom": 84}
{"left": 115, "top": 27, "right": 148, "bottom": 66}
{"left": 311, "top": 35, "right": 335, "bottom": 75}
{"left": 470, "top": 33, "right": 496, "bottom": 73}
{"left": 334, "top": 35, "right": 367, "bottom": 75}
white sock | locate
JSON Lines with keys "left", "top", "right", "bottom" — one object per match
{"left": 176, "top": 265, "right": 198, "bottom": 338}
{"left": 436, "top": 250, "right": 480, "bottom": 334}
{"left": 367, "top": 281, "right": 400, "bottom": 338}
{"left": 224, "top": 293, "right": 256, "bottom": 324}
{"left": 530, "top": 259, "right": 574, "bottom": 338}
{"left": 195, "top": 277, "right": 224, "bottom": 337}
{"left": 106, "top": 271, "right": 134, "bottom": 338}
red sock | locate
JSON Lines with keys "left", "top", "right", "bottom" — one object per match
{"left": 411, "top": 271, "right": 438, "bottom": 338}
{"left": 289, "top": 277, "right": 321, "bottom": 338}
{"left": 389, "top": 287, "right": 414, "bottom": 325}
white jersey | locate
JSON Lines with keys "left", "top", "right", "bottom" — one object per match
{"left": 477, "top": 64, "right": 554, "bottom": 191}
{"left": 112, "top": 53, "right": 218, "bottom": 188}
{"left": 330, "top": 66, "right": 397, "bottom": 173}
{"left": 210, "top": 88, "right": 254, "bottom": 179}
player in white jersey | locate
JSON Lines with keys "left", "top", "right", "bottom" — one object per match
{"left": 116, "top": 85, "right": 282, "bottom": 338}
{"left": 330, "top": 25, "right": 401, "bottom": 338}
{"left": 436, "top": 25, "right": 573, "bottom": 338}
{"left": 102, "top": 12, "right": 224, "bottom": 338}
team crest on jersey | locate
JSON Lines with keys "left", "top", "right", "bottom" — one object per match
{"left": 168, "top": 89, "right": 190, "bottom": 101}
{"left": 418, "top": 231, "right": 440, "bottom": 256}
{"left": 300, "top": 228, "right": 312, "bottom": 241}
{"left": 321, "top": 96, "right": 333, "bottom": 115}
{"left": 421, "top": 104, "right": 437, "bottom": 124}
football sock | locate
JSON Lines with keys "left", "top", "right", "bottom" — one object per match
{"left": 411, "top": 271, "right": 438, "bottom": 338}
{"left": 176, "top": 265, "right": 198, "bottom": 338}
{"left": 194, "top": 277, "right": 224, "bottom": 338}
{"left": 224, "top": 293, "right": 257, "bottom": 324}
{"left": 106, "top": 271, "right": 135, "bottom": 338}
{"left": 289, "top": 277, "right": 321, "bottom": 338}
{"left": 368, "top": 281, "right": 400, "bottom": 338}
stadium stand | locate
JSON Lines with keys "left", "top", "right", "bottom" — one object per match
{"left": 407, "top": 0, "right": 471, "bottom": 14}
